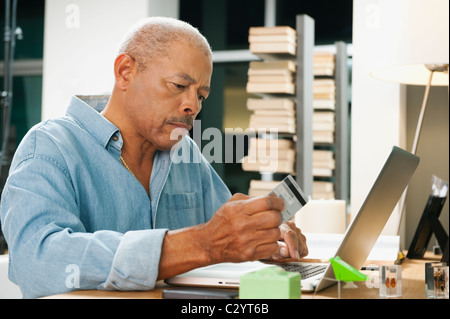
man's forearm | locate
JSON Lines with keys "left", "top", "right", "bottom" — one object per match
{"left": 157, "top": 194, "right": 287, "bottom": 280}
{"left": 157, "top": 223, "right": 212, "bottom": 280}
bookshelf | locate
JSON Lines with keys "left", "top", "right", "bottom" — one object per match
{"left": 295, "top": 15, "right": 314, "bottom": 198}
{"left": 243, "top": 14, "right": 349, "bottom": 202}
{"left": 311, "top": 42, "right": 349, "bottom": 201}
{"left": 332, "top": 42, "right": 349, "bottom": 201}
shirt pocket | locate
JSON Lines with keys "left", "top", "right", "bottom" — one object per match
{"left": 157, "top": 192, "right": 203, "bottom": 229}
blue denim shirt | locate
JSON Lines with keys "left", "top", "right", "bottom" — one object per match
{"left": 0, "top": 96, "right": 231, "bottom": 298}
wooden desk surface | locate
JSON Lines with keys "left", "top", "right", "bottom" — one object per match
{"left": 44, "top": 253, "right": 443, "bottom": 299}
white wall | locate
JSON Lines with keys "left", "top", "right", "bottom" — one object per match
{"left": 352, "top": 0, "right": 449, "bottom": 251}
{"left": 42, "top": 0, "right": 179, "bottom": 120}
{"left": 351, "top": 0, "right": 407, "bottom": 236}
{"left": 405, "top": 85, "right": 449, "bottom": 251}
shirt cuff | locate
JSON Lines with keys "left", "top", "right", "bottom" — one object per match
{"left": 99, "top": 228, "right": 168, "bottom": 291}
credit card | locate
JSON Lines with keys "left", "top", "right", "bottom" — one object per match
{"left": 268, "top": 175, "right": 308, "bottom": 222}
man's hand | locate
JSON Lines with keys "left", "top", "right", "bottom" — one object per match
{"left": 202, "top": 193, "right": 285, "bottom": 263}
{"left": 157, "top": 193, "right": 307, "bottom": 281}
{"left": 271, "top": 221, "right": 308, "bottom": 260}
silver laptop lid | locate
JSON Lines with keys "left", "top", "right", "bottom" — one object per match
{"left": 315, "top": 146, "right": 419, "bottom": 292}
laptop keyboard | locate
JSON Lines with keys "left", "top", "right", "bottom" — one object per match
{"left": 278, "top": 263, "right": 327, "bottom": 279}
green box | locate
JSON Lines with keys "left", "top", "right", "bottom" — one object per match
{"left": 239, "top": 265, "right": 301, "bottom": 299}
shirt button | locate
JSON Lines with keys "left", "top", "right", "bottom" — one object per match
{"left": 112, "top": 135, "right": 119, "bottom": 142}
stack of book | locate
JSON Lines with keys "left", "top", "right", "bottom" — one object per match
{"left": 244, "top": 25, "right": 300, "bottom": 197}
{"left": 249, "top": 179, "right": 335, "bottom": 200}
{"left": 246, "top": 60, "right": 296, "bottom": 95}
{"left": 313, "top": 79, "right": 336, "bottom": 110}
{"left": 313, "top": 52, "right": 335, "bottom": 76}
{"left": 247, "top": 179, "right": 280, "bottom": 197}
{"left": 312, "top": 181, "right": 335, "bottom": 200}
{"left": 313, "top": 111, "right": 335, "bottom": 144}
{"left": 242, "top": 137, "right": 295, "bottom": 174}
{"left": 247, "top": 98, "right": 296, "bottom": 134}
{"left": 313, "top": 150, "right": 335, "bottom": 177}
{"left": 311, "top": 52, "right": 337, "bottom": 199}
{"left": 248, "top": 26, "right": 296, "bottom": 56}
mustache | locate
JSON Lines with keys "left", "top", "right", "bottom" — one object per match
{"left": 165, "top": 116, "right": 194, "bottom": 128}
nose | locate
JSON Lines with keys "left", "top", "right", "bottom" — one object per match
{"left": 180, "top": 90, "right": 202, "bottom": 116}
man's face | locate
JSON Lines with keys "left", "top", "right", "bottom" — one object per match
{"left": 124, "top": 41, "right": 212, "bottom": 151}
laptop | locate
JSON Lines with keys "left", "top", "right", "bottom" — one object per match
{"left": 165, "top": 146, "right": 420, "bottom": 292}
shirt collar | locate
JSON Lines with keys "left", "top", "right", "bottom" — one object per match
{"left": 66, "top": 95, "right": 120, "bottom": 149}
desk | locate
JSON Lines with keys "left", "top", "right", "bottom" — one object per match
{"left": 44, "top": 253, "right": 442, "bottom": 299}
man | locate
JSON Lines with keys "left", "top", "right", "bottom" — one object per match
{"left": 0, "top": 17, "right": 307, "bottom": 298}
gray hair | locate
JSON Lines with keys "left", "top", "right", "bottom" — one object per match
{"left": 117, "top": 17, "right": 212, "bottom": 71}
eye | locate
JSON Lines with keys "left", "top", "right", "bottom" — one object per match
{"left": 173, "top": 83, "right": 186, "bottom": 90}
{"left": 198, "top": 94, "right": 206, "bottom": 102}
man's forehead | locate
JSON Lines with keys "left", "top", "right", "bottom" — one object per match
{"left": 174, "top": 73, "right": 196, "bottom": 83}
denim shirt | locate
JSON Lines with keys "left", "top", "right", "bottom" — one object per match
{"left": 0, "top": 96, "right": 231, "bottom": 298}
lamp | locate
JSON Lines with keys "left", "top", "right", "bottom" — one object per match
{"left": 370, "top": 0, "right": 449, "bottom": 154}
{"left": 369, "top": 0, "right": 449, "bottom": 240}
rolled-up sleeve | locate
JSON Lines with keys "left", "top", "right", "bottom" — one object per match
{"left": 100, "top": 228, "right": 167, "bottom": 291}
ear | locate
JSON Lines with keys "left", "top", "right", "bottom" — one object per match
{"left": 114, "top": 54, "right": 136, "bottom": 91}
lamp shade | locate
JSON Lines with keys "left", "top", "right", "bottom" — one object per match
{"left": 370, "top": 0, "right": 449, "bottom": 86}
